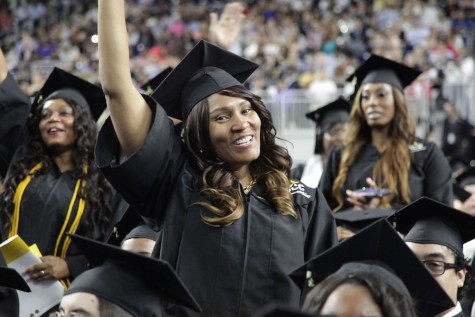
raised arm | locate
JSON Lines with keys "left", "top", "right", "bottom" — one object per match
{"left": 98, "top": 0, "right": 151, "bottom": 156}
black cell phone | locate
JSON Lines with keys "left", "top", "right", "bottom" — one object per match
{"left": 352, "top": 187, "right": 392, "bottom": 199}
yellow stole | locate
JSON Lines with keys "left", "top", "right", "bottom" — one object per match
{"left": 9, "top": 162, "right": 87, "bottom": 287}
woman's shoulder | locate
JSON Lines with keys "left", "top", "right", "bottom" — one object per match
{"left": 289, "top": 179, "right": 317, "bottom": 203}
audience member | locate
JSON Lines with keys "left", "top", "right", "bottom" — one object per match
{"left": 0, "top": 49, "right": 128, "bottom": 289}
{"left": 94, "top": 2, "right": 337, "bottom": 316}
{"left": 292, "top": 97, "right": 351, "bottom": 188}
{"left": 57, "top": 233, "right": 201, "bottom": 317}
{"left": 392, "top": 196, "right": 475, "bottom": 316}
{"left": 120, "top": 223, "right": 159, "bottom": 257}
{"left": 291, "top": 218, "right": 453, "bottom": 317}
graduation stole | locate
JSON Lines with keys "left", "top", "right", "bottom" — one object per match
{"left": 9, "top": 162, "right": 87, "bottom": 287}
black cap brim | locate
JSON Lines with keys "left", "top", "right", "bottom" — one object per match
{"left": 334, "top": 208, "right": 394, "bottom": 232}
{"left": 0, "top": 266, "right": 30, "bottom": 292}
{"left": 290, "top": 219, "right": 454, "bottom": 317}
{"left": 390, "top": 196, "right": 475, "bottom": 257}
{"left": 346, "top": 54, "right": 422, "bottom": 92}
{"left": 151, "top": 40, "right": 258, "bottom": 121}
{"left": 31, "top": 67, "right": 106, "bottom": 121}
{"left": 67, "top": 233, "right": 201, "bottom": 313}
{"left": 305, "top": 97, "right": 351, "bottom": 129}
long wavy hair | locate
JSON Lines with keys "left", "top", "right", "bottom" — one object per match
{"left": 1, "top": 98, "right": 113, "bottom": 238}
{"left": 302, "top": 272, "right": 418, "bottom": 317}
{"left": 184, "top": 85, "right": 296, "bottom": 226}
{"left": 331, "top": 87, "right": 415, "bottom": 210}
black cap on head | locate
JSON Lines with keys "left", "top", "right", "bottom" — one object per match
{"left": 31, "top": 67, "right": 107, "bottom": 121}
{"left": 0, "top": 266, "right": 30, "bottom": 292}
{"left": 140, "top": 67, "right": 173, "bottom": 95}
{"left": 391, "top": 196, "right": 475, "bottom": 258}
{"left": 347, "top": 54, "right": 422, "bottom": 92}
{"left": 305, "top": 97, "right": 351, "bottom": 132}
{"left": 455, "top": 166, "right": 475, "bottom": 188}
{"left": 151, "top": 40, "right": 259, "bottom": 121}
{"left": 122, "top": 223, "right": 160, "bottom": 242}
{"left": 334, "top": 208, "right": 394, "bottom": 233}
{"left": 453, "top": 183, "right": 471, "bottom": 202}
{"left": 66, "top": 234, "right": 201, "bottom": 316}
{"left": 290, "top": 219, "right": 454, "bottom": 317}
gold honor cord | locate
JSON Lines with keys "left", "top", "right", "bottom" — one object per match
{"left": 10, "top": 163, "right": 88, "bottom": 288}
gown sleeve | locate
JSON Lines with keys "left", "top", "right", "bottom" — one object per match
{"left": 0, "top": 72, "right": 30, "bottom": 178}
{"left": 95, "top": 96, "right": 185, "bottom": 229}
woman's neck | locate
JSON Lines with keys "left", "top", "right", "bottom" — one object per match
{"left": 51, "top": 151, "right": 75, "bottom": 172}
{"left": 233, "top": 166, "right": 253, "bottom": 188}
{"left": 371, "top": 126, "right": 390, "bottom": 152}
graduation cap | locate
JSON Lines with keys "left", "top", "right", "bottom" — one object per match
{"left": 122, "top": 223, "right": 160, "bottom": 242}
{"left": 290, "top": 219, "right": 454, "bottom": 317}
{"left": 151, "top": 40, "right": 259, "bottom": 121}
{"left": 346, "top": 54, "right": 422, "bottom": 92}
{"left": 0, "top": 266, "right": 30, "bottom": 292}
{"left": 31, "top": 67, "right": 107, "bottom": 121}
{"left": 455, "top": 166, "right": 475, "bottom": 188}
{"left": 333, "top": 207, "right": 394, "bottom": 233}
{"left": 453, "top": 183, "right": 471, "bottom": 202}
{"left": 140, "top": 67, "right": 173, "bottom": 95}
{"left": 391, "top": 196, "right": 475, "bottom": 258}
{"left": 66, "top": 233, "right": 201, "bottom": 316}
{"left": 305, "top": 97, "right": 351, "bottom": 132}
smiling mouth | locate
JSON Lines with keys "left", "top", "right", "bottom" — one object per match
{"left": 367, "top": 112, "right": 382, "bottom": 120}
{"left": 234, "top": 135, "right": 253, "bottom": 145}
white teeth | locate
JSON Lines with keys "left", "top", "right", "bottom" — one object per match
{"left": 49, "top": 128, "right": 59, "bottom": 132}
{"left": 234, "top": 136, "right": 252, "bottom": 145}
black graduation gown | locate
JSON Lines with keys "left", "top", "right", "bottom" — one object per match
{"left": 95, "top": 99, "right": 338, "bottom": 317}
{"left": 319, "top": 140, "right": 454, "bottom": 210}
{"left": 0, "top": 72, "right": 129, "bottom": 276}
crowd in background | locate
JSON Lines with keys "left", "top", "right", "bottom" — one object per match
{"left": 1, "top": 0, "right": 475, "bottom": 109}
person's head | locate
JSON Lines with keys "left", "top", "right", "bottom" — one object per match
{"left": 63, "top": 234, "right": 201, "bottom": 317}
{"left": 302, "top": 267, "right": 415, "bottom": 317}
{"left": 120, "top": 224, "right": 159, "bottom": 257}
{"left": 305, "top": 97, "right": 351, "bottom": 156}
{"left": 58, "top": 292, "right": 132, "bottom": 317}
{"left": 291, "top": 219, "right": 454, "bottom": 317}
{"left": 392, "top": 197, "right": 475, "bottom": 305}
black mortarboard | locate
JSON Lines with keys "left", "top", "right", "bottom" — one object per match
{"left": 453, "top": 183, "right": 471, "bottom": 202}
{"left": 31, "top": 67, "right": 107, "bottom": 121}
{"left": 123, "top": 223, "right": 160, "bottom": 242}
{"left": 455, "top": 166, "right": 475, "bottom": 188}
{"left": 333, "top": 208, "right": 394, "bottom": 233}
{"left": 66, "top": 234, "right": 201, "bottom": 316}
{"left": 305, "top": 97, "right": 351, "bottom": 131}
{"left": 151, "top": 40, "right": 259, "bottom": 121}
{"left": 391, "top": 196, "right": 475, "bottom": 258}
{"left": 290, "top": 219, "right": 454, "bottom": 317}
{"left": 140, "top": 67, "right": 173, "bottom": 95}
{"left": 347, "top": 54, "right": 422, "bottom": 92}
{"left": 0, "top": 266, "right": 30, "bottom": 292}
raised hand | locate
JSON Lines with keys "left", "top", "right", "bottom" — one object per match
{"left": 208, "top": 2, "right": 246, "bottom": 50}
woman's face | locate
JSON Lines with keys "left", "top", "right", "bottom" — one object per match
{"left": 39, "top": 98, "right": 77, "bottom": 152}
{"left": 360, "top": 83, "right": 395, "bottom": 128}
{"left": 207, "top": 93, "right": 261, "bottom": 170}
{"left": 59, "top": 292, "right": 100, "bottom": 317}
{"left": 323, "top": 122, "right": 347, "bottom": 154}
{"left": 320, "top": 284, "right": 383, "bottom": 317}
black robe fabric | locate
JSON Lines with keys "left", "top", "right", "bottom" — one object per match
{"left": 95, "top": 99, "right": 338, "bottom": 317}
{"left": 319, "top": 140, "right": 453, "bottom": 211}
{"left": 0, "top": 73, "right": 129, "bottom": 276}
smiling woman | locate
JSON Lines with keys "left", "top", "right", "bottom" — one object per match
{"left": 94, "top": 1, "right": 338, "bottom": 316}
